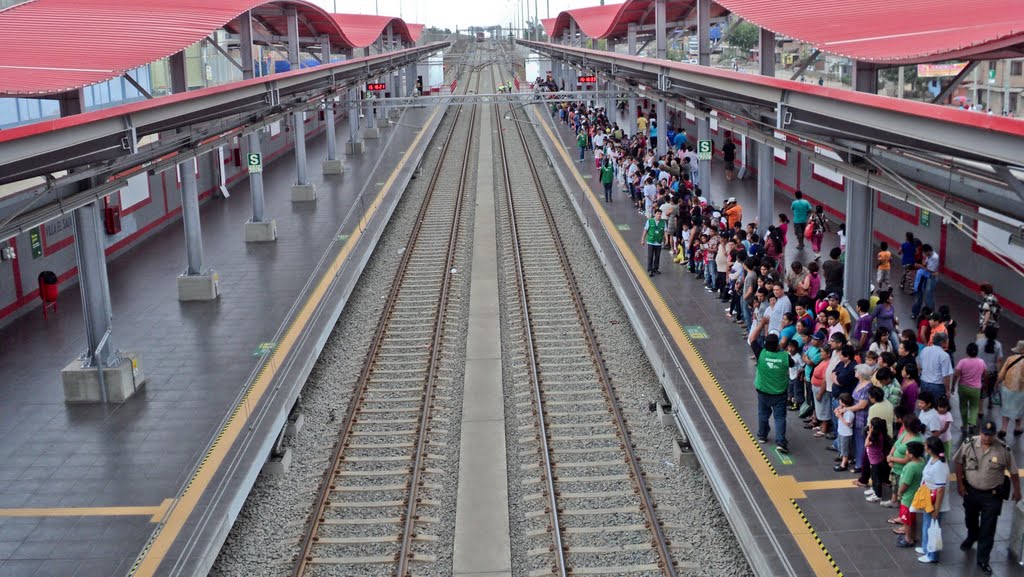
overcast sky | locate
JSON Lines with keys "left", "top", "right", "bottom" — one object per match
{"left": 309, "top": 0, "right": 602, "bottom": 31}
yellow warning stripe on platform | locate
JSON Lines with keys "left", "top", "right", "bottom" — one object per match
{"left": 534, "top": 114, "right": 842, "bottom": 577}
{"left": 0, "top": 499, "right": 173, "bottom": 523}
{"left": 129, "top": 106, "right": 442, "bottom": 577}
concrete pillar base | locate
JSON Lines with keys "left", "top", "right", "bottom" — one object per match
{"left": 322, "top": 159, "right": 344, "bottom": 174}
{"left": 244, "top": 219, "right": 277, "bottom": 242}
{"left": 61, "top": 353, "right": 145, "bottom": 403}
{"left": 346, "top": 141, "right": 365, "bottom": 155}
{"left": 177, "top": 272, "right": 220, "bottom": 301}
{"left": 291, "top": 183, "right": 317, "bottom": 202}
{"left": 364, "top": 127, "right": 380, "bottom": 139}
{"left": 262, "top": 449, "right": 293, "bottom": 475}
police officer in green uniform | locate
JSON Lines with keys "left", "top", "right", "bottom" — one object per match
{"left": 642, "top": 209, "right": 666, "bottom": 277}
{"left": 954, "top": 419, "right": 1022, "bottom": 575}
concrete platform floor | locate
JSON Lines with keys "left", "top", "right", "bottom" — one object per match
{"left": 542, "top": 108, "right": 1024, "bottom": 577}
{"left": 0, "top": 108, "right": 433, "bottom": 577}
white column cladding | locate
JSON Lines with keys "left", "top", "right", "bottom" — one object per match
{"left": 696, "top": 0, "right": 712, "bottom": 199}
{"left": 655, "top": 0, "right": 667, "bottom": 158}
{"left": 346, "top": 48, "right": 365, "bottom": 155}
{"left": 322, "top": 35, "right": 343, "bottom": 175}
{"left": 756, "top": 28, "right": 776, "bottom": 231}
{"left": 627, "top": 23, "right": 638, "bottom": 133}
{"left": 287, "top": 6, "right": 315, "bottom": 201}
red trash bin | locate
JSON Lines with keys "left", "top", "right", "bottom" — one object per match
{"left": 38, "top": 271, "right": 58, "bottom": 319}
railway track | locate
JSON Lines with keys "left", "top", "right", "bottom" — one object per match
{"left": 289, "top": 56, "right": 488, "bottom": 577}
{"left": 496, "top": 92, "right": 681, "bottom": 576}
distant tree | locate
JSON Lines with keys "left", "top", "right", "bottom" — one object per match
{"left": 728, "top": 21, "right": 759, "bottom": 53}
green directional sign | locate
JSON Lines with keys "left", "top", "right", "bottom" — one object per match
{"left": 775, "top": 447, "right": 794, "bottom": 465}
{"left": 988, "top": 68, "right": 997, "bottom": 84}
{"left": 253, "top": 342, "right": 275, "bottom": 356}
{"left": 29, "top": 226, "right": 42, "bottom": 259}
{"left": 697, "top": 139, "right": 712, "bottom": 161}
{"left": 684, "top": 325, "right": 709, "bottom": 339}
{"left": 920, "top": 209, "right": 931, "bottom": 227}
{"left": 247, "top": 153, "right": 263, "bottom": 174}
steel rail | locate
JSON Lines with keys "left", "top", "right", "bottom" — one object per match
{"left": 289, "top": 53, "right": 481, "bottom": 577}
{"left": 499, "top": 91, "right": 679, "bottom": 577}
{"left": 493, "top": 75, "right": 569, "bottom": 577}
{"left": 394, "top": 49, "right": 483, "bottom": 577}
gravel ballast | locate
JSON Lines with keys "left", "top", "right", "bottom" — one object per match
{"left": 495, "top": 109, "right": 752, "bottom": 577}
{"left": 209, "top": 95, "right": 479, "bottom": 577}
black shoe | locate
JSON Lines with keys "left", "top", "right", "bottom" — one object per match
{"left": 960, "top": 539, "right": 974, "bottom": 551}
{"left": 978, "top": 561, "right": 992, "bottom": 575}
{"left": 648, "top": 271, "right": 654, "bottom": 277}
{"left": 777, "top": 445, "right": 790, "bottom": 454}
{"left": 825, "top": 432, "right": 837, "bottom": 440}
{"left": 998, "top": 430, "right": 1007, "bottom": 440}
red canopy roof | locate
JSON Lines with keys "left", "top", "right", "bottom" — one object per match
{"left": 544, "top": 1, "right": 727, "bottom": 42}
{"left": 717, "top": 0, "right": 1024, "bottom": 64}
{"left": 543, "top": 0, "right": 1024, "bottom": 64}
{"left": 0, "top": 0, "right": 421, "bottom": 97}
{"left": 330, "top": 14, "right": 422, "bottom": 48}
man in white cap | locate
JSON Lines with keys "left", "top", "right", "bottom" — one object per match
{"left": 723, "top": 196, "right": 743, "bottom": 230}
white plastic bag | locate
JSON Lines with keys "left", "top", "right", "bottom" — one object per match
{"left": 927, "top": 519, "right": 943, "bottom": 553}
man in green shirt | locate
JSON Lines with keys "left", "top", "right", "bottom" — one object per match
{"left": 576, "top": 130, "right": 587, "bottom": 163}
{"left": 756, "top": 333, "right": 793, "bottom": 453}
{"left": 600, "top": 158, "right": 615, "bottom": 202}
{"left": 642, "top": 209, "right": 666, "bottom": 276}
{"left": 791, "top": 189, "right": 812, "bottom": 249}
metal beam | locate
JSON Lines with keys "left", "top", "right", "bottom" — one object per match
{"left": 122, "top": 73, "right": 153, "bottom": 99}
{"left": 788, "top": 49, "right": 820, "bottom": 81}
{"left": 239, "top": 11, "right": 255, "bottom": 80}
{"left": 930, "top": 61, "right": 979, "bottom": 104}
{"left": 205, "top": 35, "right": 244, "bottom": 72}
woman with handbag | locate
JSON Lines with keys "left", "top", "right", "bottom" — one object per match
{"left": 997, "top": 341, "right": 1024, "bottom": 437}
{"left": 916, "top": 436, "right": 950, "bottom": 563}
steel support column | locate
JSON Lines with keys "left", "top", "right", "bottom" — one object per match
{"left": 569, "top": 20, "right": 577, "bottom": 47}
{"left": 627, "top": 22, "right": 638, "bottom": 132}
{"left": 654, "top": 0, "right": 668, "bottom": 157}
{"left": 853, "top": 61, "right": 879, "bottom": 94}
{"left": 239, "top": 11, "right": 255, "bottom": 80}
{"left": 288, "top": 6, "right": 314, "bottom": 200}
{"left": 696, "top": 0, "right": 712, "bottom": 197}
{"left": 843, "top": 177, "right": 874, "bottom": 302}
{"left": 73, "top": 201, "right": 114, "bottom": 367}
{"left": 321, "top": 36, "right": 342, "bottom": 175}
{"left": 179, "top": 163, "right": 205, "bottom": 276}
{"left": 756, "top": 28, "right": 776, "bottom": 229}
{"left": 243, "top": 129, "right": 275, "bottom": 240}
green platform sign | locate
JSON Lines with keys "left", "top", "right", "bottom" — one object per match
{"left": 697, "top": 139, "right": 712, "bottom": 161}
{"left": 247, "top": 153, "right": 263, "bottom": 174}
{"left": 920, "top": 209, "right": 931, "bottom": 227}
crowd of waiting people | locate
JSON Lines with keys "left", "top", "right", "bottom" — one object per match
{"left": 551, "top": 96, "right": 1024, "bottom": 574}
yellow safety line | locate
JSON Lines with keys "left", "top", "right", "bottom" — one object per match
{"left": 0, "top": 499, "right": 173, "bottom": 523}
{"left": 534, "top": 114, "right": 842, "bottom": 576}
{"left": 130, "top": 106, "right": 442, "bottom": 577}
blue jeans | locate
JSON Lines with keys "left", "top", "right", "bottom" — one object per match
{"left": 789, "top": 377, "right": 804, "bottom": 405}
{"left": 740, "top": 298, "right": 752, "bottom": 330}
{"left": 921, "top": 511, "right": 943, "bottom": 562}
{"left": 578, "top": 146, "right": 586, "bottom": 162}
{"left": 921, "top": 381, "right": 946, "bottom": 402}
{"left": 757, "top": 391, "right": 788, "bottom": 448}
{"left": 705, "top": 259, "right": 718, "bottom": 289}
{"left": 912, "top": 275, "right": 936, "bottom": 317}
{"left": 853, "top": 422, "right": 866, "bottom": 469}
